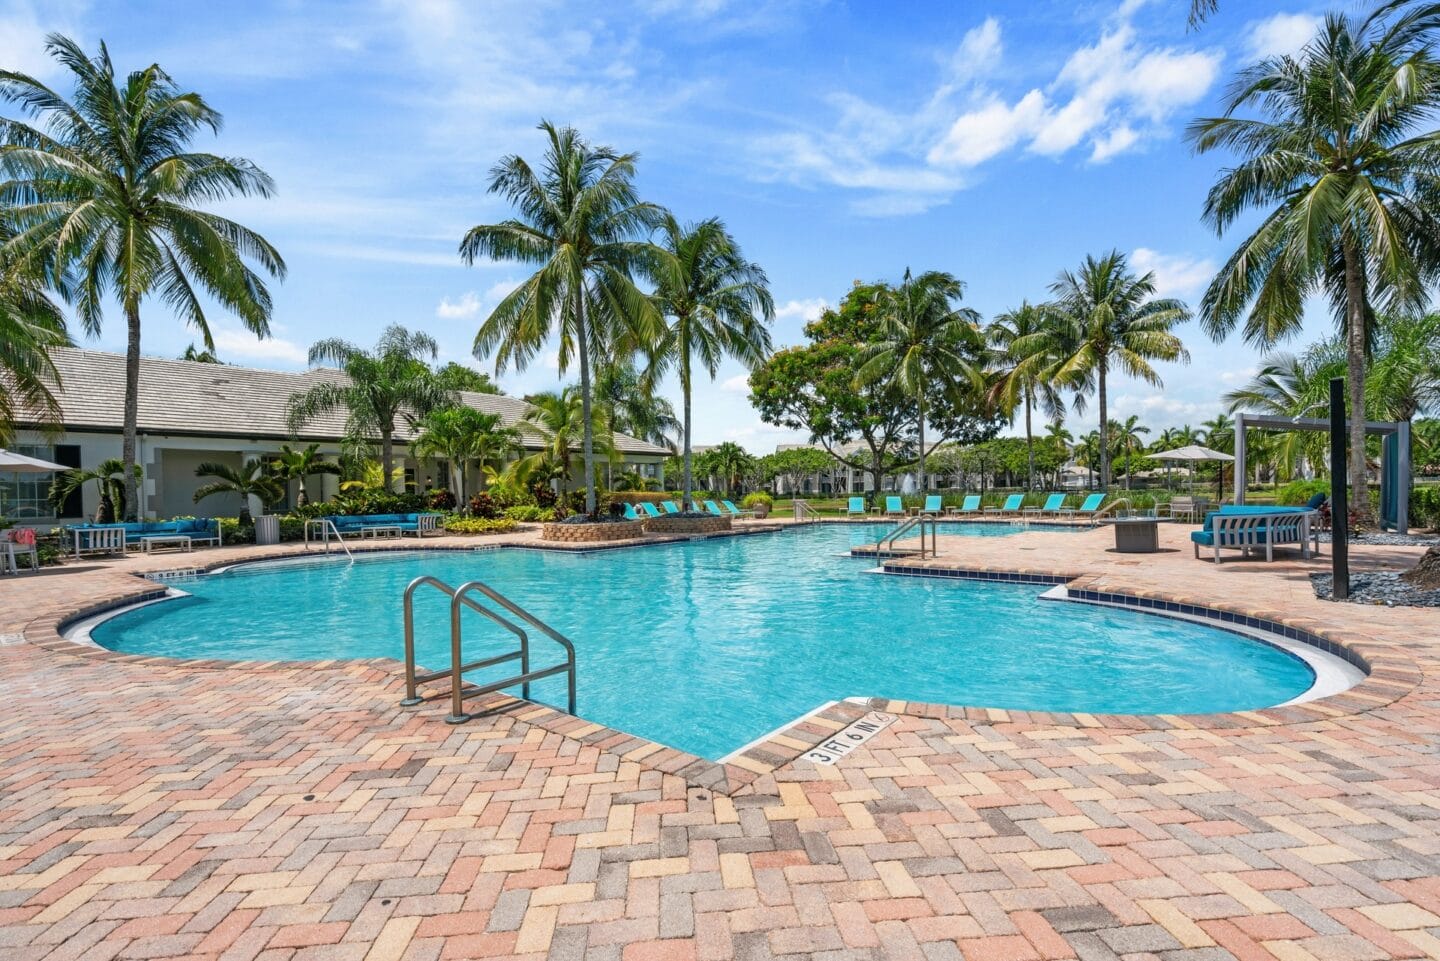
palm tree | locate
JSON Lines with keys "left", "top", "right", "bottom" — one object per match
{"left": 1077, "top": 431, "right": 1102, "bottom": 488}
{"left": 269, "top": 443, "right": 341, "bottom": 507}
{"left": 461, "top": 121, "right": 663, "bottom": 515}
{"left": 193, "top": 458, "right": 282, "bottom": 526}
{"left": 594, "top": 361, "right": 680, "bottom": 450}
{"left": 1188, "top": 5, "right": 1440, "bottom": 523}
{"left": 1042, "top": 251, "right": 1190, "bottom": 489}
{"left": 1200, "top": 415, "right": 1235, "bottom": 499}
{"left": 180, "top": 344, "right": 221, "bottom": 364}
{"left": 857, "top": 269, "right": 983, "bottom": 491}
{"left": 643, "top": 216, "right": 773, "bottom": 511}
{"left": 703, "top": 441, "right": 753, "bottom": 498}
{"left": 987, "top": 301, "right": 1066, "bottom": 490}
{"left": 412, "top": 406, "right": 520, "bottom": 505}
{"left": 46, "top": 457, "right": 138, "bottom": 522}
{"left": 0, "top": 225, "right": 69, "bottom": 443}
{"left": 1114, "top": 415, "right": 1150, "bottom": 490}
{"left": 1366, "top": 313, "right": 1440, "bottom": 424}
{"left": 287, "top": 326, "right": 453, "bottom": 488}
{"left": 1, "top": 35, "right": 286, "bottom": 519}
{"left": 517, "top": 387, "right": 613, "bottom": 503}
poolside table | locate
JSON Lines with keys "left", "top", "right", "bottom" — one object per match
{"left": 140, "top": 534, "right": 192, "bottom": 554}
{"left": 1111, "top": 517, "right": 1159, "bottom": 553}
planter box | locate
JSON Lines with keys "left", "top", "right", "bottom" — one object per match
{"left": 541, "top": 519, "right": 647, "bottom": 543}
{"left": 644, "top": 514, "right": 732, "bottom": 535}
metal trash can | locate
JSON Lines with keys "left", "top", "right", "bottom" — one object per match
{"left": 255, "top": 514, "right": 280, "bottom": 546}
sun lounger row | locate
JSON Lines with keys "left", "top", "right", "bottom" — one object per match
{"left": 620, "top": 500, "right": 751, "bottom": 520}
{"left": 846, "top": 493, "right": 1110, "bottom": 521}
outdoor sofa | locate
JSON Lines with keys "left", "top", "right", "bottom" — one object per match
{"left": 1189, "top": 505, "right": 1320, "bottom": 563}
{"left": 68, "top": 518, "right": 223, "bottom": 556}
{"left": 323, "top": 513, "right": 443, "bottom": 538}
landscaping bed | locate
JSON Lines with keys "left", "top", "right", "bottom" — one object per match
{"left": 541, "top": 518, "right": 647, "bottom": 543}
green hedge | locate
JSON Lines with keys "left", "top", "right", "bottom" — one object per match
{"left": 443, "top": 517, "right": 519, "bottom": 535}
{"left": 1276, "top": 479, "right": 1329, "bottom": 506}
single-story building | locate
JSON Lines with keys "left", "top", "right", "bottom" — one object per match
{"left": 4, "top": 347, "right": 671, "bottom": 526}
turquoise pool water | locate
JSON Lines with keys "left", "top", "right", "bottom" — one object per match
{"left": 92, "top": 523, "right": 1315, "bottom": 759}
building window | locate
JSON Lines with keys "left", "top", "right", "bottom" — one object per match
{"left": 1, "top": 444, "right": 62, "bottom": 520}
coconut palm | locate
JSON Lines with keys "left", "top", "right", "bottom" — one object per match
{"left": 856, "top": 269, "right": 983, "bottom": 491}
{"left": 1113, "top": 415, "right": 1151, "bottom": 490}
{"left": 193, "top": 458, "right": 283, "bottom": 526}
{"left": 180, "top": 343, "right": 221, "bottom": 364}
{"left": 45, "top": 457, "right": 138, "bottom": 522}
{"left": 594, "top": 361, "right": 679, "bottom": 450}
{"left": 1042, "top": 251, "right": 1190, "bottom": 489}
{"left": 1188, "top": 5, "right": 1440, "bottom": 523}
{"left": 461, "top": 121, "right": 663, "bottom": 515}
{"left": 269, "top": 443, "right": 341, "bottom": 507}
{"left": 411, "top": 407, "right": 520, "bottom": 505}
{"left": 0, "top": 226, "right": 69, "bottom": 443}
{"left": 987, "top": 301, "right": 1066, "bottom": 490}
{"left": 516, "top": 387, "right": 613, "bottom": 503}
{"left": 642, "top": 216, "right": 773, "bottom": 511}
{"left": 0, "top": 35, "right": 286, "bottom": 519}
{"left": 287, "top": 326, "right": 454, "bottom": 488}
{"left": 1367, "top": 312, "right": 1440, "bottom": 423}
{"left": 701, "top": 441, "right": 754, "bottom": 498}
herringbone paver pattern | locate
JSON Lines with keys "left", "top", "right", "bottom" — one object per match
{"left": 1, "top": 524, "right": 1438, "bottom": 960}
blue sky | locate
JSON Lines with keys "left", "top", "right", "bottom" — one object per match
{"left": 2, "top": 0, "right": 1341, "bottom": 449}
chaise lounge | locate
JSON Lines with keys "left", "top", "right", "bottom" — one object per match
{"left": 1190, "top": 505, "right": 1320, "bottom": 562}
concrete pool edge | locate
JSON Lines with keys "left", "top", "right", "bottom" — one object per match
{"left": 24, "top": 541, "right": 1425, "bottom": 795}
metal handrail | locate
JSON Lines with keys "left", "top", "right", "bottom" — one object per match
{"left": 400, "top": 576, "right": 577, "bottom": 724}
{"left": 304, "top": 518, "right": 354, "bottom": 559}
{"left": 876, "top": 511, "right": 939, "bottom": 558}
{"left": 792, "top": 499, "right": 821, "bottom": 523}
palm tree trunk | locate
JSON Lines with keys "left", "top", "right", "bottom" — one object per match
{"left": 381, "top": 431, "right": 395, "bottom": 491}
{"left": 577, "top": 293, "right": 597, "bottom": 515}
{"left": 1341, "top": 240, "right": 1372, "bottom": 524}
{"left": 1097, "top": 363, "right": 1110, "bottom": 491}
{"left": 681, "top": 341, "right": 694, "bottom": 511}
{"left": 1023, "top": 396, "right": 1034, "bottom": 491}
{"left": 122, "top": 299, "right": 142, "bottom": 521}
{"left": 916, "top": 386, "right": 926, "bottom": 495}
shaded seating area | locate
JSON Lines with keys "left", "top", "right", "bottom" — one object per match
{"left": 1190, "top": 506, "right": 1320, "bottom": 563}
{"left": 324, "top": 513, "right": 443, "bottom": 538}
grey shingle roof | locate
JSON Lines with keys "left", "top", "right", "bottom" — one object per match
{"left": 21, "top": 348, "right": 670, "bottom": 456}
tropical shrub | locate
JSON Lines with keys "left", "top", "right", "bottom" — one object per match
{"left": 426, "top": 489, "right": 457, "bottom": 511}
{"left": 1410, "top": 486, "right": 1440, "bottom": 530}
{"left": 741, "top": 492, "right": 773, "bottom": 509}
{"left": 1276, "top": 479, "right": 1330, "bottom": 506}
{"left": 218, "top": 516, "right": 307, "bottom": 544}
{"left": 528, "top": 483, "right": 557, "bottom": 508}
{"left": 502, "top": 505, "right": 555, "bottom": 522}
{"left": 468, "top": 492, "right": 499, "bottom": 519}
{"left": 608, "top": 490, "right": 669, "bottom": 505}
{"left": 329, "top": 489, "right": 426, "bottom": 516}
{"left": 443, "top": 517, "right": 519, "bottom": 535}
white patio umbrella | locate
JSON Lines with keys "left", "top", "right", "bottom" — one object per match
{"left": 0, "top": 449, "right": 69, "bottom": 472}
{"left": 1151, "top": 445, "right": 1234, "bottom": 494}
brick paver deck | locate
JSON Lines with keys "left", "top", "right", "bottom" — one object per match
{"left": 2, "top": 522, "right": 1438, "bottom": 961}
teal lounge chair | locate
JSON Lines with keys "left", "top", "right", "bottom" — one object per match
{"left": 638, "top": 502, "right": 662, "bottom": 518}
{"left": 846, "top": 496, "right": 867, "bottom": 517}
{"left": 955, "top": 494, "right": 981, "bottom": 516}
{"left": 918, "top": 495, "right": 942, "bottom": 515}
{"left": 1024, "top": 493, "right": 1066, "bottom": 518}
{"left": 1058, "top": 493, "right": 1105, "bottom": 523}
{"left": 884, "top": 495, "right": 905, "bottom": 517}
{"left": 622, "top": 503, "right": 639, "bottom": 520}
{"left": 985, "top": 493, "right": 1025, "bottom": 516}
{"left": 704, "top": 500, "right": 724, "bottom": 515}
{"left": 721, "top": 499, "right": 750, "bottom": 517}
{"left": 661, "top": 500, "right": 680, "bottom": 514}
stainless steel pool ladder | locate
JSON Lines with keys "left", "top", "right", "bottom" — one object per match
{"left": 400, "top": 576, "right": 577, "bottom": 724}
{"left": 304, "top": 518, "right": 353, "bottom": 559}
{"left": 792, "top": 499, "right": 821, "bottom": 523}
{"left": 876, "top": 512, "right": 939, "bottom": 558}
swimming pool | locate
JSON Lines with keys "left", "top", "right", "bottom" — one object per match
{"left": 90, "top": 523, "right": 1319, "bottom": 760}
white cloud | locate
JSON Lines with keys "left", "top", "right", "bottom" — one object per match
{"left": 720, "top": 374, "right": 751, "bottom": 393}
{"left": 1246, "top": 12, "right": 1320, "bottom": 61}
{"left": 928, "top": 91, "right": 1047, "bottom": 168}
{"left": 774, "top": 297, "right": 829, "bottom": 322}
{"left": 949, "top": 17, "right": 1002, "bottom": 82}
{"left": 1130, "top": 247, "right": 1218, "bottom": 301}
{"left": 0, "top": 1, "right": 85, "bottom": 80}
{"left": 212, "top": 328, "right": 308, "bottom": 366}
{"left": 436, "top": 291, "right": 482, "bottom": 319}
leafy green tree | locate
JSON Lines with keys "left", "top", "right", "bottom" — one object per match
{"left": 0, "top": 224, "right": 68, "bottom": 443}
{"left": 46, "top": 457, "right": 138, "bottom": 522}
{"left": 461, "top": 121, "right": 663, "bottom": 515}
{"left": 269, "top": 443, "right": 340, "bottom": 507}
{"left": 987, "top": 301, "right": 1067, "bottom": 490}
{"left": 857, "top": 269, "right": 982, "bottom": 490}
{"left": 762, "top": 447, "right": 834, "bottom": 496}
{"left": 1188, "top": 4, "right": 1440, "bottom": 522}
{"left": 1041, "top": 251, "right": 1189, "bottom": 489}
{"left": 1, "top": 35, "right": 286, "bottom": 519}
{"left": 287, "top": 326, "right": 454, "bottom": 489}
{"left": 697, "top": 441, "right": 753, "bottom": 498}
{"left": 193, "top": 458, "right": 283, "bottom": 526}
{"left": 516, "top": 387, "right": 613, "bottom": 502}
{"left": 434, "top": 362, "right": 501, "bottom": 394}
{"left": 412, "top": 406, "right": 520, "bottom": 504}
{"left": 750, "top": 283, "right": 917, "bottom": 494}
{"left": 644, "top": 215, "right": 773, "bottom": 511}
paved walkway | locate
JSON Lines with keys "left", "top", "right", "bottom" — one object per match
{"left": 2, "top": 523, "right": 1439, "bottom": 961}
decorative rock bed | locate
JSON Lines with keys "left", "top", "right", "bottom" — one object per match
{"left": 540, "top": 519, "right": 647, "bottom": 543}
{"left": 1310, "top": 571, "right": 1440, "bottom": 607}
{"left": 643, "top": 514, "right": 732, "bottom": 535}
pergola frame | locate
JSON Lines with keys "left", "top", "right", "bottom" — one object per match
{"left": 1233, "top": 412, "right": 1411, "bottom": 534}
